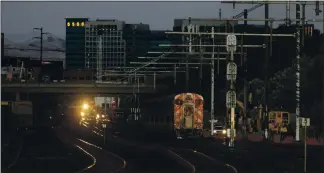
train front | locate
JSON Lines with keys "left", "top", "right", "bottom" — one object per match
{"left": 174, "top": 93, "right": 204, "bottom": 139}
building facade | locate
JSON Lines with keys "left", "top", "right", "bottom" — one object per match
{"left": 65, "top": 18, "right": 89, "bottom": 69}
{"left": 1, "top": 33, "right": 3, "bottom": 61}
{"left": 85, "top": 20, "right": 126, "bottom": 71}
{"left": 149, "top": 30, "right": 172, "bottom": 52}
{"left": 123, "top": 23, "right": 151, "bottom": 66}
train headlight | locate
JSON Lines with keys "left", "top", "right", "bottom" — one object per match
{"left": 83, "top": 103, "right": 89, "bottom": 110}
{"left": 213, "top": 130, "right": 217, "bottom": 134}
{"left": 222, "top": 129, "right": 226, "bottom": 134}
{"left": 102, "top": 115, "right": 105, "bottom": 118}
{"left": 96, "top": 114, "right": 100, "bottom": 119}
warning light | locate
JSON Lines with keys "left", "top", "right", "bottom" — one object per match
{"left": 41, "top": 61, "right": 51, "bottom": 65}
{"left": 76, "top": 22, "right": 80, "bottom": 26}
{"left": 304, "top": 24, "right": 314, "bottom": 37}
{"left": 67, "top": 22, "right": 70, "bottom": 27}
{"left": 81, "top": 22, "right": 85, "bottom": 26}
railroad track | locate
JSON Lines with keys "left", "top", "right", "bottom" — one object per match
{"left": 168, "top": 147, "right": 237, "bottom": 173}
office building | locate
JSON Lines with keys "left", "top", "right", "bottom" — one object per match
{"left": 65, "top": 18, "right": 88, "bottom": 69}
{"left": 123, "top": 23, "right": 151, "bottom": 66}
{"left": 150, "top": 30, "right": 172, "bottom": 52}
{"left": 1, "top": 33, "right": 3, "bottom": 60}
{"left": 85, "top": 19, "right": 126, "bottom": 70}
{"left": 173, "top": 18, "right": 238, "bottom": 54}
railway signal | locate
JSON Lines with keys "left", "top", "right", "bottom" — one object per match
{"left": 226, "top": 34, "right": 237, "bottom": 147}
{"left": 304, "top": 24, "right": 314, "bottom": 37}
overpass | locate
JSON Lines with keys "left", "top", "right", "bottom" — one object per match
{"left": 1, "top": 83, "right": 167, "bottom": 94}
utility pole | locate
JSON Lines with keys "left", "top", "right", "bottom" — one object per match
{"left": 243, "top": 9, "right": 248, "bottom": 125}
{"left": 263, "top": 4, "right": 269, "bottom": 140}
{"left": 211, "top": 27, "right": 215, "bottom": 136}
{"left": 199, "top": 36, "right": 203, "bottom": 94}
{"left": 322, "top": 38, "right": 324, "bottom": 172}
{"left": 33, "top": 27, "right": 47, "bottom": 82}
{"left": 285, "top": 1, "right": 291, "bottom": 26}
{"left": 186, "top": 18, "right": 192, "bottom": 92}
{"left": 295, "top": 2, "right": 301, "bottom": 142}
{"left": 96, "top": 35, "right": 103, "bottom": 82}
{"left": 301, "top": 2, "right": 306, "bottom": 48}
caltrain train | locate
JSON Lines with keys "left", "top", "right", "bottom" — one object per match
{"left": 130, "top": 92, "right": 204, "bottom": 140}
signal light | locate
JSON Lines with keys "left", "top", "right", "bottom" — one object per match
{"left": 304, "top": 24, "right": 314, "bottom": 37}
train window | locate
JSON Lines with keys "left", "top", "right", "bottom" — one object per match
{"left": 282, "top": 112, "right": 289, "bottom": 119}
{"left": 79, "top": 77, "right": 85, "bottom": 80}
{"left": 269, "top": 112, "right": 276, "bottom": 120}
{"left": 86, "top": 76, "right": 90, "bottom": 80}
{"left": 72, "top": 77, "right": 77, "bottom": 80}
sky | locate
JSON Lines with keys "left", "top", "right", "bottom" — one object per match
{"left": 1, "top": 1, "right": 324, "bottom": 39}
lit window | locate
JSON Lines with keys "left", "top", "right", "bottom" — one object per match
{"left": 81, "top": 22, "right": 85, "bottom": 26}
{"left": 72, "top": 22, "right": 75, "bottom": 27}
{"left": 67, "top": 22, "right": 71, "bottom": 27}
{"left": 77, "top": 22, "right": 80, "bottom": 26}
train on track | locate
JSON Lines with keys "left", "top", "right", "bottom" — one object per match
{"left": 127, "top": 92, "right": 204, "bottom": 140}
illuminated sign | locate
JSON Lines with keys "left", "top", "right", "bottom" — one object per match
{"left": 66, "top": 21, "right": 86, "bottom": 28}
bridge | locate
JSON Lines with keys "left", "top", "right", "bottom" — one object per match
{"left": 1, "top": 83, "right": 167, "bottom": 94}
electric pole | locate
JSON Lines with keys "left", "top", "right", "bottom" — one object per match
{"left": 211, "top": 27, "right": 215, "bottom": 136}
{"left": 33, "top": 27, "right": 48, "bottom": 82}
{"left": 33, "top": 27, "right": 46, "bottom": 64}
{"left": 295, "top": 2, "right": 301, "bottom": 142}
{"left": 263, "top": 4, "right": 269, "bottom": 140}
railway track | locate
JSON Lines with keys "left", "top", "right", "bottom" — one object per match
{"left": 168, "top": 147, "right": 237, "bottom": 173}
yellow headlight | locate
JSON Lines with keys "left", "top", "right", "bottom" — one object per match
{"left": 83, "top": 104, "right": 89, "bottom": 109}
{"left": 222, "top": 129, "right": 226, "bottom": 134}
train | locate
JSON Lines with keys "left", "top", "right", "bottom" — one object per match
{"left": 129, "top": 92, "right": 204, "bottom": 140}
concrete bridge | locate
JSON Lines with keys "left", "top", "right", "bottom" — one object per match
{"left": 1, "top": 83, "right": 167, "bottom": 94}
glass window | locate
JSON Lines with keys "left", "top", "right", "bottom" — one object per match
{"left": 269, "top": 112, "right": 276, "bottom": 120}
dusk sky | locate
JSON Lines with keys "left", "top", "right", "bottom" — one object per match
{"left": 2, "top": 1, "right": 323, "bottom": 39}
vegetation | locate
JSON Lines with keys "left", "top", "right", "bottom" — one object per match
{"left": 245, "top": 34, "right": 323, "bottom": 129}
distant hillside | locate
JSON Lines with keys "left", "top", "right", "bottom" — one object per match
{"left": 4, "top": 33, "right": 65, "bottom": 51}
{"left": 3, "top": 33, "right": 65, "bottom": 59}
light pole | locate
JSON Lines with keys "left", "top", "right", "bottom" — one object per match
{"left": 211, "top": 27, "right": 215, "bottom": 136}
